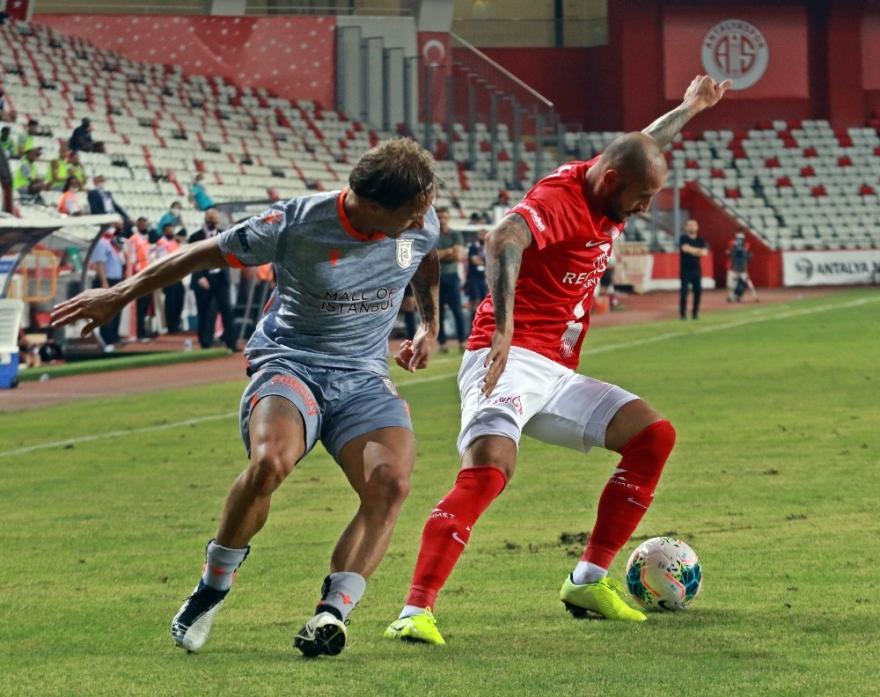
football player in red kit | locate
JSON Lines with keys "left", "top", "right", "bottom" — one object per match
{"left": 386, "top": 75, "right": 730, "bottom": 643}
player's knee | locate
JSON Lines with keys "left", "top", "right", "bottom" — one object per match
{"left": 248, "top": 445, "right": 295, "bottom": 495}
{"left": 362, "top": 463, "right": 411, "bottom": 513}
{"left": 464, "top": 436, "right": 517, "bottom": 481}
{"left": 646, "top": 419, "right": 676, "bottom": 460}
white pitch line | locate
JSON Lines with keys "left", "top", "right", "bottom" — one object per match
{"left": 0, "top": 412, "right": 238, "bottom": 459}
{"left": 2, "top": 294, "right": 876, "bottom": 460}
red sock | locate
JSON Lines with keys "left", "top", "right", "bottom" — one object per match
{"left": 583, "top": 420, "right": 676, "bottom": 569}
{"left": 406, "top": 466, "right": 508, "bottom": 609}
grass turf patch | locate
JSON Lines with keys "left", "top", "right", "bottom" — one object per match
{"left": 2, "top": 289, "right": 878, "bottom": 696}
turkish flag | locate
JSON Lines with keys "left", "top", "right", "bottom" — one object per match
{"left": 6, "top": 0, "right": 32, "bottom": 21}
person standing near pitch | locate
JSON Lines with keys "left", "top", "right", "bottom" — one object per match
{"left": 384, "top": 75, "right": 729, "bottom": 644}
{"left": 52, "top": 139, "right": 441, "bottom": 657}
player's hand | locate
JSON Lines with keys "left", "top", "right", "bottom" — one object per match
{"left": 197, "top": 277, "right": 210, "bottom": 290}
{"left": 50, "top": 287, "right": 127, "bottom": 337}
{"left": 482, "top": 328, "right": 512, "bottom": 396}
{"left": 395, "top": 326, "right": 435, "bottom": 372}
{"left": 683, "top": 75, "right": 731, "bottom": 113}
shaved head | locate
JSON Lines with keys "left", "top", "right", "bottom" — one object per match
{"left": 587, "top": 132, "right": 669, "bottom": 223}
{"left": 599, "top": 132, "right": 668, "bottom": 182}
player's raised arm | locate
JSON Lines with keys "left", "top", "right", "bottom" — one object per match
{"left": 642, "top": 74, "right": 731, "bottom": 148}
{"left": 51, "top": 238, "right": 228, "bottom": 337}
{"left": 396, "top": 249, "right": 440, "bottom": 372}
{"left": 482, "top": 212, "right": 532, "bottom": 395}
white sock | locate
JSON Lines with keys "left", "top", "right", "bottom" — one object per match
{"left": 399, "top": 604, "right": 427, "bottom": 619}
{"left": 201, "top": 540, "right": 249, "bottom": 591}
{"left": 571, "top": 561, "right": 607, "bottom": 585}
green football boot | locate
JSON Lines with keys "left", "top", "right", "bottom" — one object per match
{"left": 560, "top": 576, "right": 647, "bottom": 622}
{"left": 383, "top": 609, "right": 446, "bottom": 645}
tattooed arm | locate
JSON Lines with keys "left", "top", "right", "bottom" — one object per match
{"left": 396, "top": 249, "right": 440, "bottom": 372}
{"left": 482, "top": 213, "right": 532, "bottom": 396}
{"left": 643, "top": 75, "right": 731, "bottom": 148}
{"left": 410, "top": 248, "right": 440, "bottom": 330}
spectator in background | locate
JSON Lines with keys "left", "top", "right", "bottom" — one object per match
{"left": 0, "top": 126, "right": 13, "bottom": 158}
{"left": 0, "top": 131, "right": 11, "bottom": 214}
{"left": 131, "top": 215, "right": 156, "bottom": 245}
{"left": 189, "top": 173, "right": 216, "bottom": 211}
{"left": 67, "top": 150, "right": 87, "bottom": 188}
{"left": 156, "top": 201, "right": 183, "bottom": 239}
{"left": 57, "top": 176, "right": 83, "bottom": 215}
{"left": 88, "top": 174, "right": 131, "bottom": 230}
{"left": 435, "top": 206, "right": 467, "bottom": 352}
{"left": 89, "top": 227, "right": 125, "bottom": 351}
{"left": 465, "top": 228, "right": 488, "bottom": 329}
{"left": 679, "top": 218, "right": 709, "bottom": 320}
{"left": 400, "top": 284, "right": 417, "bottom": 341}
{"left": 46, "top": 142, "right": 71, "bottom": 190}
{"left": 13, "top": 146, "right": 46, "bottom": 197}
{"left": 0, "top": 85, "right": 16, "bottom": 122}
{"left": 188, "top": 208, "right": 236, "bottom": 351}
{"left": 153, "top": 222, "right": 185, "bottom": 333}
{"left": 726, "top": 230, "right": 759, "bottom": 303}
{"left": 69, "top": 117, "right": 104, "bottom": 153}
{"left": 127, "top": 217, "right": 154, "bottom": 341}
{"left": 15, "top": 118, "right": 39, "bottom": 157}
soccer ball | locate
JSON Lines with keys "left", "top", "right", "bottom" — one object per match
{"left": 625, "top": 536, "right": 702, "bottom": 611}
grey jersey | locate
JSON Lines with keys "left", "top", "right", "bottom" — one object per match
{"left": 218, "top": 191, "right": 439, "bottom": 375}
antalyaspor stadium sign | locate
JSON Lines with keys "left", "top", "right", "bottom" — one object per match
{"left": 783, "top": 250, "right": 880, "bottom": 286}
{"left": 701, "top": 19, "right": 769, "bottom": 90}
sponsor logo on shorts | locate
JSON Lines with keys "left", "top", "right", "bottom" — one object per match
{"left": 491, "top": 394, "right": 523, "bottom": 415}
{"left": 268, "top": 374, "right": 319, "bottom": 415}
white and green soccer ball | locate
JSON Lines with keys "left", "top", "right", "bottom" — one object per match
{"left": 625, "top": 536, "right": 702, "bottom": 611}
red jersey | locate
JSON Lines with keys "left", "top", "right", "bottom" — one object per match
{"left": 467, "top": 159, "right": 623, "bottom": 370}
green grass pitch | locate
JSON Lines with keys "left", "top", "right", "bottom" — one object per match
{"left": 2, "top": 289, "right": 878, "bottom": 696}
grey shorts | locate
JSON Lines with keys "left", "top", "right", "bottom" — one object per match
{"left": 239, "top": 362, "right": 412, "bottom": 463}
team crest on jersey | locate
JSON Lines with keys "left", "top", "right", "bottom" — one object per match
{"left": 395, "top": 239, "right": 414, "bottom": 268}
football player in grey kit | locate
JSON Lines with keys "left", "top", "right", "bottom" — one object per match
{"left": 51, "top": 139, "right": 441, "bottom": 657}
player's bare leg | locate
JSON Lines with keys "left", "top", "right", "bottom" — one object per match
{"left": 384, "top": 434, "right": 514, "bottom": 644}
{"left": 172, "top": 397, "right": 306, "bottom": 652}
{"left": 603, "top": 399, "right": 662, "bottom": 452}
{"left": 216, "top": 396, "right": 307, "bottom": 547}
{"left": 562, "top": 398, "right": 673, "bottom": 622}
{"left": 332, "top": 426, "right": 416, "bottom": 575}
{"left": 295, "top": 426, "right": 415, "bottom": 657}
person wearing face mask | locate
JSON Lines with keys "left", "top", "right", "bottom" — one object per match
{"left": 156, "top": 201, "right": 183, "bottom": 240}
{"left": 188, "top": 208, "right": 236, "bottom": 350}
{"left": 128, "top": 217, "right": 155, "bottom": 341}
{"left": 154, "top": 222, "right": 186, "bottom": 333}
{"left": 189, "top": 173, "right": 216, "bottom": 211}
{"left": 87, "top": 227, "right": 125, "bottom": 351}
{"left": 87, "top": 174, "right": 131, "bottom": 231}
